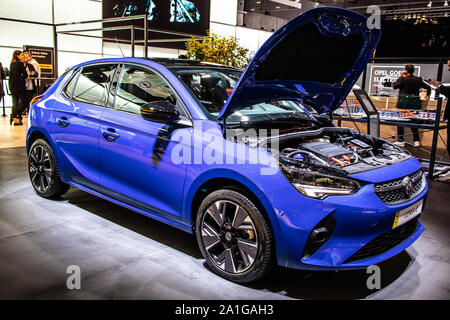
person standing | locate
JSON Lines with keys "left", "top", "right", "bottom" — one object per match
{"left": 393, "top": 64, "right": 431, "bottom": 147}
{"left": 430, "top": 59, "right": 450, "bottom": 157}
{"left": 24, "top": 51, "right": 40, "bottom": 91}
{"left": 9, "top": 50, "right": 28, "bottom": 126}
{"left": 23, "top": 52, "right": 39, "bottom": 115}
{"left": 0, "top": 61, "right": 6, "bottom": 104}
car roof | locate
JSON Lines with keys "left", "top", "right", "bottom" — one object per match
{"left": 70, "top": 57, "right": 240, "bottom": 72}
{"left": 146, "top": 58, "right": 240, "bottom": 70}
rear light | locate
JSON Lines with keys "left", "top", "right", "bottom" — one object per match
{"left": 30, "top": 95, "right": 43, "bottom": 106}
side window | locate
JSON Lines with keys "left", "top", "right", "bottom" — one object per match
{"left": 114, "top": 65, "right": 179, "bottom": 115}
{"left": 106, "top": 64, "right": 122, "bottom": 108}
{"left": 72, "top": 64, "right": 118, "bottom": 106}
{"left": 62, "top": 69, "right": 80, "bottom": 98}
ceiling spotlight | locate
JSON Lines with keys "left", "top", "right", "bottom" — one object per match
{"left": 427, "top": 1, "right": 432, "bottom": 8}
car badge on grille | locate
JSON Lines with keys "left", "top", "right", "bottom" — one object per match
{"left": 402, "top": 176, "right": 413, "bottom": 196}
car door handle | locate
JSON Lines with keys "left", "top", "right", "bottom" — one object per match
{"left": 101, "top": 128, "right": 120, "bottom": 142}
{"left": 56, "top": 117, "right": 70, "bottom": 127}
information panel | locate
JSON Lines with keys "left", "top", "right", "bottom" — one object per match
{"left": 23, "top": 45, "right": 56, "bottom": 94}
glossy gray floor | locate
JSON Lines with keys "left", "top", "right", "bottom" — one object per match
{"left": 0, "top": 146, "right": 449, "bottom": 300}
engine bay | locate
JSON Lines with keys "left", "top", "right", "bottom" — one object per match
{"left": 272, "top": 127, "right": 411, "bottom": 175}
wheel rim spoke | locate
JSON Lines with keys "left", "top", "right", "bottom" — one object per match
{"left": 223, "top": 249, "right": 237, "bottom": 273}
{"left": 40, "top": 146, "right": 45, "bottom": 163}
{"left": 232, "top": 206, "right": 249, "bottom": 229}
{"left": 238, "top": 239, "right": 257, "bottom": 267}
{"left": 39, "top": 175, "right": 45, "bottom": 191}
{"left": 201, "top": 221, "right": 221, "bottom": 250}
{"left": 30, "top": 150, "right": 39, "bottom": 164}
{"left": 206, "top": 202, "right": 224, "bottom": 227}
{"left": 30, "top": 162, "right": 38, "bottom": 173}
{"left": 43, "top": 171, "right": 50, "bottom": 187}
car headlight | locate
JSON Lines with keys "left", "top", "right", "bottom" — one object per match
{"left": 281, "top": 165, "right": 361, "bottom": 199}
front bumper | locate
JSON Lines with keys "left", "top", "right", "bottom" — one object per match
{"left": 266, "top": 161, "right": 427, "bottom": 270}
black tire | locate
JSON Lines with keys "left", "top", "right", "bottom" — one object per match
{"left": 195, "top": 189, "right": 274, "bottom": 283}
{"left": 28, "top": 138, "right": 70, "bottom": 198}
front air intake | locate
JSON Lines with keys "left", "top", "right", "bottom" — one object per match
{"left": 302, "top": 214, "right": 336, "bottom": 259}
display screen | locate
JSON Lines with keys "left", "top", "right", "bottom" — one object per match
{"left": 353, "top": 89, "right": 378, "bottom": 114}
{"left": 102, "top": 0, "right": 210, "bottom": 49}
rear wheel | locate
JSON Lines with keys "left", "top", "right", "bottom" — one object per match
{"left": 28, "top": 139, "right": 70, "bottom": 198}
{"left": 195, "top": 189, "right": 273, "bottom": 283}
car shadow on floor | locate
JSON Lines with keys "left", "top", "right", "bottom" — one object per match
{"left": 60, "top": 187, "right": 416, "bottom": 300}
{"left": 243, "top": 250, "right": 415, "bottom": 299}
{"left": 59, "top": 188, "right": 203, "bottom": 260}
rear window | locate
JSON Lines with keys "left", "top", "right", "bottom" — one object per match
{"left": 71, "top": 64, "right": 118, "bottom": 106}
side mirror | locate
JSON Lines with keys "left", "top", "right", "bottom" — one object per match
{"left": 140, "top": 100, "right": 180, "bottom": 124}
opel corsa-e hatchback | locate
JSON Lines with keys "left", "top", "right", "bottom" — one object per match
{"left": 26, "top": 7, "right": 427, "bottom": 282}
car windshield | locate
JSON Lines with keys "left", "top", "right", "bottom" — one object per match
{"left": 170, "top": 66, "right": 315, "bottom": 123}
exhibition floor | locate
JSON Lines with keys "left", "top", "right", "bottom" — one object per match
{"left": 0, "top": 143, "right": 449, "bottom": 299}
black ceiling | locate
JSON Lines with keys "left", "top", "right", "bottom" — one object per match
{"left": 240, "top": 0, "right": 450, "bottom": 57}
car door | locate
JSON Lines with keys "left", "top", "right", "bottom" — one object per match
{"left": 98, "top": 64, "right": 191, "bottom": 219}
{"left": 50, "top": 64, "right": 119, "bottom": 187}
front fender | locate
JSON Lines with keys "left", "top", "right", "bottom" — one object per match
{"left": 182, "top": 168, "right": 289, "bottom": 266}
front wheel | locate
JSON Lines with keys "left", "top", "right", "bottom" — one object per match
{"left": 195, "top": 189, "right": 274, "bottom": 283}
{"left": 28, "top": 139, "right": 70, "bottom": 198}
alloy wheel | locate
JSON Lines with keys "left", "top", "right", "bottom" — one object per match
{"left": 29, "top": 145, "right": 53, "bottom": 192}
{"left": 200, "top": 200, "right": 259, "bottom": 274}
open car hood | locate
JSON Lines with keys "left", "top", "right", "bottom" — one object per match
{"left": 217, "top": 7, "right": 381, "bottom": 120}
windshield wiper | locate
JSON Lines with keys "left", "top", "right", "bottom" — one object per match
{"left": 241, "top": 115, "right": 312, "bottom": 124}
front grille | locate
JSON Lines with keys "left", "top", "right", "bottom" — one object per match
{"left": 344, "top": 218, "right": 419, "bottom": 263}
{"left": 374, "top": 169, "right": 425, "bottom": 205}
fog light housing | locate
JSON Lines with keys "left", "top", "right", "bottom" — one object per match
{"left": 303, "top": 214, "right": 336, "bottom": 259}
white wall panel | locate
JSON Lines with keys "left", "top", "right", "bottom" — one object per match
{"left": 0, "top": 0, "right": 53, "bottom": 24}
{"left": 102, "top": 42, "right": 183, "bottom": 59}
{"left": 236, "top": 27, "right": 266, "bottom": 54}
{"left": 210, "top": 0, "right": 237, "bottom": 26}
{"left": 0, "top": 48, "right": 14, "bottom": 107}
{"left": 103, "top": 42, "right": 135, "bottom": 58}
{"left": 0, "top": 20, "right": 53, "bottom": 49}
{"left": 58, "top": 51, "right": 102, "bottom": 75}
{"left": 210, "top": 22, "right": 236, "bottom": 38}
{"left": 54, "top": 0, "right": 102, "bottom": 24}
{"left": 57, "top": 22, "right": 103, "bottom": 54}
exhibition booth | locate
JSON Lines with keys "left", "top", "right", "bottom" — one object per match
{"left": 0, "top": 0, "right": 449, "bottom": 304}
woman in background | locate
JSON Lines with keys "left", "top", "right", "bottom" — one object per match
{"left": 23, "top": 52, "right": 39, "bottom": 115}
{"left": 9, "top": 50, "right": 28, "bottom": 125}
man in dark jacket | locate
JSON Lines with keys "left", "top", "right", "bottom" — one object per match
{"left": 430, "top": 60, "right": 450, "bottom": 157}
{"left": 393, "top": 64, "right": 431, "bottom": 147}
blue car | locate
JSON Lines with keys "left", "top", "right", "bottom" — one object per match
{"left": 26, "top": 7, "right": 426, "bottom": 282}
